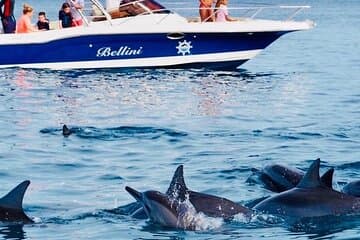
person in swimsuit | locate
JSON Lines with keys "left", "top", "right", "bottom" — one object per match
{"left": 16, "top": 4, "right": 37, "bottom": 33}
{"left": 199, "top": 0, "right": 214, "bottom": 22}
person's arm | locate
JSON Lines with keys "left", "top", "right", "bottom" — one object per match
{"left": 24, "top": 17, "right": 37, "bottom": 32}
{"left": 225, "top": 15, "right": 237, "bottom": 21}
{"left": 58, "top": 11, "right": 64, "bottom": 29}
{"left": 71, "top": 0, "right": 84, "bottom": 10}
{"left": 45, "top": 20, "right": 50, "bottom": 30}
{"left": 224, "top": 6, "right": 237, "bottom": 21}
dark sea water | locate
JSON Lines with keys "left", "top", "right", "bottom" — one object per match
{"left": 0, "top": 0, "right": 359, "bottom": 239}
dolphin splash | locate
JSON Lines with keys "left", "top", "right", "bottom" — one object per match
{"left": 125, "top": 165, "right": 252, "bottom": 229}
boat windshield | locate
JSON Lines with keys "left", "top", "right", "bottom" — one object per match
{"left": 117, "top": 0, "right": 171, "bottom": 16}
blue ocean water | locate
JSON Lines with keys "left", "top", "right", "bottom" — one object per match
{"left": 0, "top": 0, "right": 359, "bottom": 239}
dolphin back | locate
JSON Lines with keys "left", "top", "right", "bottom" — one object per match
{"left": 343, "top": 180, "right": 360, "bottom": 197}
{"left": 188, "top": 191, "right": 252, "bottom": 220}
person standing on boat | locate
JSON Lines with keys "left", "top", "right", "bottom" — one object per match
{"left": 67, "top": 0, "right": 84, "bottom": 26}
{"left": 16, "top": 4, "right": 37, "bottom": 33}
{"left": 199, "top": 0, "right": 214, "bottom": 22}
{"left": 59, "top": 3, "right": 74, "bottom": 28}
{"left": 0, "top": 0, "right": 16, "bottom": 33}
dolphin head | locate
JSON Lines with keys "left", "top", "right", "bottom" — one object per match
{"left": 126, "top": 186, "right": 185, "bottom": 228}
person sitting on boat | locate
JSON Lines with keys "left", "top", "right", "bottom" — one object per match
{"left": 59, "top": 3, "right": 74, "bottom": 28}
{"left": 215, "top": 0, "right": 236, "bottom": 22}
{"left": 67, "top": 0, "right": 84, "bottom": 26}
{"left": 0, "top": 0, "right": 16, "bottom": 33}
{"left": 16, "top": 4, "right": 38, "bottom": 33}
{"left": 37, "top": 11, "right": 49, "bottom": 30}
{"left": 199, "top": 0, "right": 214, "bottom": 22}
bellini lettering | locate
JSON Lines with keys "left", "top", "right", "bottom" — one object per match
{"left": 96, "top": 46, "right": 143, "bottom": 57}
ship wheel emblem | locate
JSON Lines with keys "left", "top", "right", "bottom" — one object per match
{"left": 176, "top": 40, "right": 193, "bottom": 56}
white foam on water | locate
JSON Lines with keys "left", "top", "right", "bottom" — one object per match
{"left": 176, "top": 195, "right": 224, "bottom": 231}
{"left": 233, "top": 212, "right": 249, "bottom": 223}
{"left": 250, "top": 213, "right": 285, "bottom": 225}
{"left": 32, "top": 216, "right": 42, "bottom": 223}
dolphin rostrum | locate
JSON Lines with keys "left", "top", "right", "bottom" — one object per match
{"left": 125, "top": 165, "right": 252, "bottom": 229}
{"left": 254, "top": 159, "right": 360, "bottom": 218}
{"left": 0, "top": 180, "right": 33, "bottom": 223}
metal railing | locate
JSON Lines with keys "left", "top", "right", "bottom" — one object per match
{"left": 173, "top": 5, "right": 310, "bottom": 22}
{"left": 79, "top": 0, "right": 310, "bottom": 25}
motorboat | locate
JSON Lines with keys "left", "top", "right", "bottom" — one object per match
{"left": 0, "top": 0, "right": 314, "bottom": 70}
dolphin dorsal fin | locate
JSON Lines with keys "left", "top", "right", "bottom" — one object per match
{"left": 62, "top": 125, "right": 72, "bottom": 136}
{"left": 166, "top": 165, "right": 188, "bottom": 201}
{"left": 297, "top": 159, "right": 322, "bottom": 189}
{"left": 0, "top": 181, "right": 30, "bottom": 211}
{"left": 320, "top": 168, "right": 334, "bottom": 189}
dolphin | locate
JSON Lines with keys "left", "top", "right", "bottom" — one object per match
{"left": 254, "top": 159, "right": 360, "bottom": 218}
{"left": 343, "top": 180, "right": 360, "bottom": 197}
{"left": 125, "top": 186, "right": 194, "bottom": 229}
{"left": 248, "top": 163, "right": 338, "bottom": 194}
{"left": 62, "top": 125, "right": 73, "bottom": 136}
{"left": 165, "top": 165, "right": 252, "bottom": 220}
{"left": 0, "top": 181, "right": 33, "bottom": 223}
{"left": 125, "top": 165, "right": 252, "bottom": 229}
{"left": 247, "top": 164, "right": 304, "bottom": 192}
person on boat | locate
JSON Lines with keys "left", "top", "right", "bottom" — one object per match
{"left": 199, "top": 0, "right": 214, "bottom": 22}
{"left": 37, "top": 11, "right": 50, "bottom": 30}
{"left": 16, "top": 4, "right": 37, "bottom": 33}
{"left": 67, "top": 0, "right": 84, "bottom": 26}
{"left": 215, "top": 0, "right": 236, "bottom": 22}
{"left": 59, "top": 3, "right": 74, "bottom": 29}
{"left": 0, "top": 0, "right": 16, "bottom": 33}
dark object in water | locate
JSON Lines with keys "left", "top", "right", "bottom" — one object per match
{"left": 0, "top": 180, "right": 33, "bottom": 223}
{"left": 62, "top": 124, "right": 72, "bottom": 136}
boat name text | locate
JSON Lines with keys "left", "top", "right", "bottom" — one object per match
{"left": 96, "top": 46, "right": 143, "bottom": 57}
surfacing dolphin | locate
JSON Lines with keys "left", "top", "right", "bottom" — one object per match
{"left": 343, "top": 180, "right": 360, "bottom": 197}
{"left": 62, "top": 125, "right": 72, "bottom": 137}
{"left": 249, "top": 161, "right": 360, "bottom": 198}
{"left": 254, "top": 159, "right": 360, "bottom": 218}
{"left": 247, "top": 164, "right": 304, "bottom": 192}
{"left": 125, "top": 165, "right": 252, "bottom": 229}
{"left": 0, "top": 181, "right": 33, "bottom": 223}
